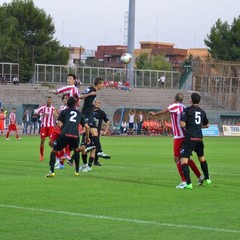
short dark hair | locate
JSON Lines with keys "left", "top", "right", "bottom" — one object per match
{"left": 68, "top": 73, "right": 76, "bottom": 80}
{"left": 94, "top": 77, "right": 104, "bottom": 86}
{"left": 67, "top": 96, "right": 76, "bottom": 108}
{"left": 62, "top": 94, "right": 68, "bottom": 101}
{"left": 175, "top": 93, "right": 184, "bottom": 103}
{"left": 191, "top": 93, "right": 201, "bottom": 104}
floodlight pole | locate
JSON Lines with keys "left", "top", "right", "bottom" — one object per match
{"left": 127, "top": 0, "right": 135, "bottom": 88}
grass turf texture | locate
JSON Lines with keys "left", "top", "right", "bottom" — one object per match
{"left": 0, "top": 135, "right": 239, "bottom": 240}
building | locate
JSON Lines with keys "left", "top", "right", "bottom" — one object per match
{"left": 187, "top": 48, "right": 210, "bottom": 61}
{"left": 67, "top": 46, "right": 83, "bottom": 66}
{"left": 67, "top": 46, "right": 95, "bottom": 66}
{"left": 139, "top": 41, "right": 187, "bottom": 71}
{"left": 67, "top": 42, "right": 210, "bottom": 71}
{"left": 94, "top": 45, "right": 127, "bottom": 68}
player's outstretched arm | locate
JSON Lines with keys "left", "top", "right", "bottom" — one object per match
{"left": 49, "top": 89, "right": 57, "bottom": 94}
{"left": 149, "top": 108, "right": 168, "bottom": 116}
{"left": 79, "top": 91, "right": 96, "bottom": 99}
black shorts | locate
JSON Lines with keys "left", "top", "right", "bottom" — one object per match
{"left": 82, "top": 112, "right": 97, "bottom": 129}
{"left": 180, "top": 139, "right": 204, "bottom": 158}
{"left": 53, "top": 134, "right": 79, "bottom": 151}
{"left": 129, "top": 122, "right": 134, "bottom": 129}
{"left": 80, "top": 132, "right": 95, "bottom": 146}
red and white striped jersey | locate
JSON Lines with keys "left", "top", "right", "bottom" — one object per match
{"left": 57, "top": 85, "right": 79, "bottom": 99}
{"left": 9, "top": 112, "right": 16, "bottom": 125}
{"left": 36, "top": 105, "right": 55, "bottom": 127}
{"left": 167, "top": 103, "right": 186, "bottom": 139}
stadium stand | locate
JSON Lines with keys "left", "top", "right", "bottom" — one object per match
{"left": 0, "top": 83, "right": 238, "bottom": 130}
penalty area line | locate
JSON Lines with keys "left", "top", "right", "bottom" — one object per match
{"left": 0, "top": 204, "right": 239, "bottom": 234}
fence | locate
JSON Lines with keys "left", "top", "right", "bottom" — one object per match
{"left": 34, "top": 64, "right": 180, "bottom": 88}
{"left": 0, "top": 62, "right": 19, "bottom": 82}
{"left": 192, "top": 61, "right": 240, "bottom": 111}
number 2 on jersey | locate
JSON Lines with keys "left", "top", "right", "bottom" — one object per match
{"left": 69, "top": 111, "right": 77, "bottom": 122}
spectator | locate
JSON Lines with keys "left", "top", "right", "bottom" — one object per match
{"left": 158, "top": 74, "right": 166, "bottom": 88}
{"left": 104, "top": 81, "right": 110, "bottom": 88}
{"left": 1, "top": 75, "right": 7, "bottom": 85}
{"left": 120, "top": 119, "right": 127, "bottom": 135}
{"left": 12, "top": 76, "right": 19, "bottom": 85}
{"left": 124, "top": 81, "right": 130, "bottom": 91}
{"left": 119, "top": 81, "right": 130, "bottom": 91}
{"left": 113, "top": 81, "right": 118, "bottom": 89}
{"left": 137, "top": 111, "right": 144, "bottom": 135}
{"left": 118, "top": 80, "right": 123, "bottom": 89}
{"left": 128, "top": 109, "right": 135, "bottom": 135}
{"left": 30, "top": 110, "right": 38, "bottom": 134}
{"left": 22, "top": 109, "right": 30, "bottom": 134}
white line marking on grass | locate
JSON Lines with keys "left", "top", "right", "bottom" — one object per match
{"left": 0, "top": 204, "right": 239, "bottom": 234}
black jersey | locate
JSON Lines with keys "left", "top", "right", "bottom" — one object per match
{"left": 181, "top": 105, "right": 209, "bottom": 139}
{"left": 93, "top": 108, "right": 109, "bottom": 132}
{"left": 81, "top": 86, "right": 96, "bottom": 113}
{"left": 58, "top": 107, "right": 85, "bottom": 137}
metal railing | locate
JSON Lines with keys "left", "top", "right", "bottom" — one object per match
{"left": 34, "top": 64, "right": 180, "bottom": 88}
{"left": 0, "top": 62, "right": 19, "bottom": 82}
{"left": 191, "top": 61, "right": 240, "bottom": 111}
{"left": 192, "top": 75, "right": 240, "bottom": 111}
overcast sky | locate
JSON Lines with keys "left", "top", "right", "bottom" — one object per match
{"left": 1, "top": 0, "right": 240, "bottom": 50}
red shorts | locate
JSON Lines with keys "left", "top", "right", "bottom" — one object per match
{"left": 40, "top": 126, "right": 55, "bottom": 139}
{"left": 8, "top": 124, "right": 17, "bottom": 131}
{"left": 50, "top": 127, "right": 61, "bottom": 141}
{"left": 0, "top": 122, "right": 4, "bottom": 131}
{"left": 173, "top": 138, "right": 184, "bottom": 158}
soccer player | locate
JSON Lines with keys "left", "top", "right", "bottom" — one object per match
{"left": 35, "top": 96, "right": 55, "bottom": 161}
{"left": 49, "top": 73, "right": 80, "bottom": 161}
{"left": 49, "top": 73, "right": 80, "bottom": 103}
{"left": 149, "top": 93, "right": 203, "bottom": 189}
{"left": 45, "top": 97, "right": 90, "bottom": 177}
{"left": 180, "top": 92, "right": 211, "bottom": 189}
{"left": 80, "top": 77, "right": 110, "bottom": 159}
{"left": 93, "top": 100, "right": 110, "bottom": 166}
{"left": 0, "top": 108, "right": 5, "bottom": 134}
{"left": 49, "top": 94, "right": 69, "bottom": 169}
{"left": 5, "top": 107, "right": 21, "bottom": 140}
{"left": 80, "top": 99, "right": 111, "bottom": 171}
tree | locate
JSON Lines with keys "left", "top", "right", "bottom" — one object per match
{"left": 135, "top": 53, "right": 151, "bottom": 69}
{"left": 135, "top": 53, "right": 172, "bottom": 71}
{"left": 151, "top": 55, "right": 172, "bottom": 71}
{"left": 0, "top": 0, "right": 69, "bottom": 82}
{"left": 204, "top": 16, "right": 240, "bottom": 61}
{"left": 85, "top": 58, "right": 104, "bottom": 67}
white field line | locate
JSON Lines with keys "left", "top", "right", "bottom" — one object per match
{"left": 0, "top": 204, "right": 239, "bottom": 234}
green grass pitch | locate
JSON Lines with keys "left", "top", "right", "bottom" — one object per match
{"left": 0, "top": 135, "right": 240, "bottom": 240}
